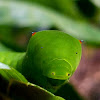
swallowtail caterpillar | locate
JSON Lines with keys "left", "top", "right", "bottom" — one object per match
{"left": 0, "top": 30, "right": 82, "bottom": 93}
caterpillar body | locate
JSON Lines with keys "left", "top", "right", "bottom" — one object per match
{"left": 0, "top": 30, "right": 82, "bottom": 93}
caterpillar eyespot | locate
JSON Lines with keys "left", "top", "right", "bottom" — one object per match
{"left": 79, "top": 40, "right": 84, "bottom": 44}
{"left": 51, "top": 72, "right": 55, "bottom": 75}
{"left": 32, "top": 32, "right": 36, "bottom": 36}
{"left": 66, "top": 73, "right": 70, "bottom": 76}
{"left": 68, "top": 74, "right": 70, "bottom": 76}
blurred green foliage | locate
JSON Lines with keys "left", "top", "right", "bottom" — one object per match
{"left": 18, "top": 0, "right": 99, "bottom": 20}
{"left": 27, "top": 0, "right": 85, "bottom": 20}
{"left": 0, "top": 0, "right": 100, "bottom": 52}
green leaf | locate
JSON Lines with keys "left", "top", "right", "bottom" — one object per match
{"left": 8, "top": 81, "right": 65, "bottom": 100}
{"left": 0, "top": 43, "right": 12, "bottom": 51}
{"left": 0, "top": 63, "right": 65, "bottom": 100}
{"left": 0, "top": 63, "right": 28, "bottom": 83}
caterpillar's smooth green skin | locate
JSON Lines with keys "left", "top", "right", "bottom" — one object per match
{"left": 0, "top": 30, "right": 82, "bottom": 93}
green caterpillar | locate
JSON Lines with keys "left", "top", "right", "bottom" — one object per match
{"left": 0, "top": 30, "right": 82, "bottom": 93}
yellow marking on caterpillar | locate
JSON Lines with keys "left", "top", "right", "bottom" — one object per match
{"left": 51, "top": 72, "right": 55, "bottom": 75}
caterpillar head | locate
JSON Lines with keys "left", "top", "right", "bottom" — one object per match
{"left": 43, "top": 59, "right": 72, "bottom": 80}
{"left": 25, "top": 30, "right": 82, "bottom": 86}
